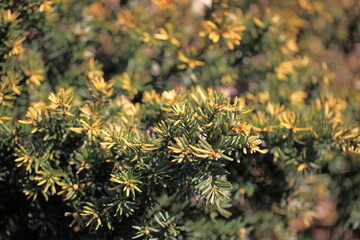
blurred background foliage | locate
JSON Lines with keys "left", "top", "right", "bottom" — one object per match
{"left": 0, "top": 0, "right": 359, "bottom": 239}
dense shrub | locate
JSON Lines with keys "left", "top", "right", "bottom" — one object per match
{"left": 0, "top": 0, "right": 359, "bottom": 239}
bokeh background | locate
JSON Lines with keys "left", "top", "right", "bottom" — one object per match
{"left": 1, "top": 0, "right": 359, "bottom": 239}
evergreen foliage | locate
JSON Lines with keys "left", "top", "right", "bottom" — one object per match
{"left": 0, "top": 0, "right": 359, "bottom": 239}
